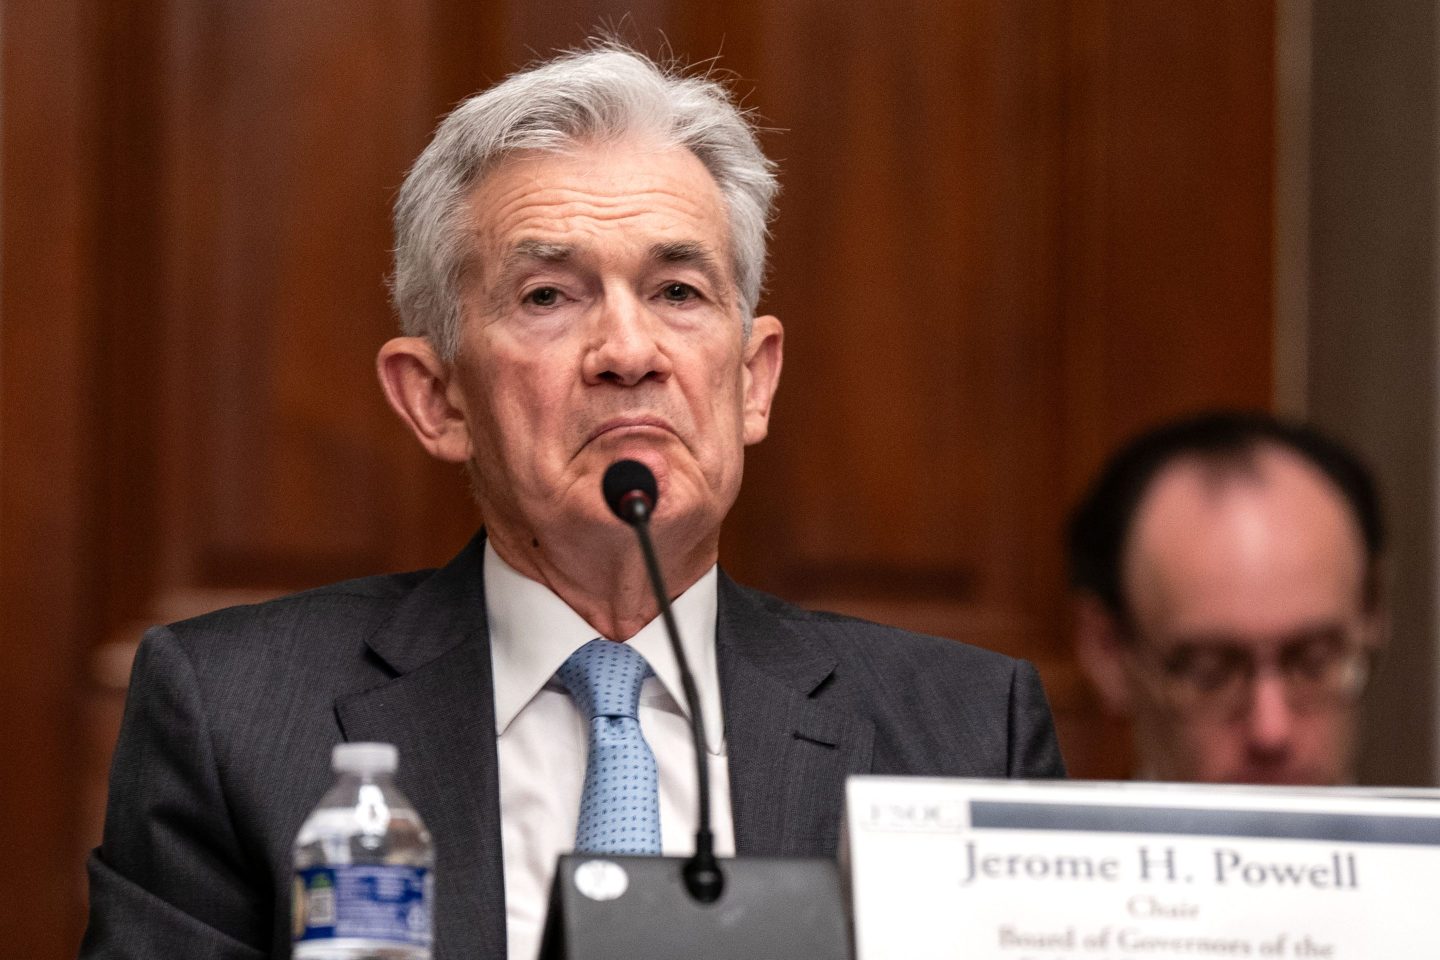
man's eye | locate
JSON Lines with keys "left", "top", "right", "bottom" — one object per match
{"left": 660, "top": 282, "right": 698, "bottom": 302}
{"left": 1280, "top": 634, "right": 1348, "bottom": 681}
{"left": 523, "top": 286, "right": 562, "bottom": 307}
{"left": 1165, "top": 647, "right": 1251, "bottom": 693}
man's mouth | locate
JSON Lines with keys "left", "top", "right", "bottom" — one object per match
{"left": 586, "top": 416, "right": 675, "bottom": 444}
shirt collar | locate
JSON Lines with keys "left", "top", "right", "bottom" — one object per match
{"left": 485, "top": 539, "right": 724, "bottom": 754}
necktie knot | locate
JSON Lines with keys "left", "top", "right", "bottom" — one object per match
{"left": 556, "top": 638, "right": 652, "bottom": 722}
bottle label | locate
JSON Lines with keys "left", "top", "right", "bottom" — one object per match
{"left": 294, "top": 865, "right": 433, "bottom": 947}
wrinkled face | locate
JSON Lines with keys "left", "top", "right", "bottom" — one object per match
{"left": 444, "top": 140, "right": 778, "bottom": 555}
{"left": 1121, "top": 449, "right": 1376, "bottom": 785}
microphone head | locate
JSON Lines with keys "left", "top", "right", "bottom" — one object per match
{"left": 602, "top": 459, "right": 659, "bottom": 525}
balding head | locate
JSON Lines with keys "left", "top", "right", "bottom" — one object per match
{"left": 1126, "top": 447, "right": 1368, "bottom": 640}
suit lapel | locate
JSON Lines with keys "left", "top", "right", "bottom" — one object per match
{"left": 717, "top": 574, "right": 875, "bottom": 857}
{"left": 334, "top": 535, "right": 506, "bottom": 960}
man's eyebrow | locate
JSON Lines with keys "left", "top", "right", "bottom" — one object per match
{"left": 651, "top": 241, "right": 728, "bottom": 294}
{"left": 498, "top": 239, "right": 572, "bottom": 276}
{"left": 485, "top": 240, "right": 573, "bottom": 307}
{"left": 1166, "top": 621, "right": 1351, "bottom": 650}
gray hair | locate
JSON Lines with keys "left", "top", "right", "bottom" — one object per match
{"left": 391, "top": 43, "right": 779, "bottom": 359}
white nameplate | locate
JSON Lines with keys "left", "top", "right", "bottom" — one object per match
{"left": 844, "top": 777, "right": 1440, "bottom": 960}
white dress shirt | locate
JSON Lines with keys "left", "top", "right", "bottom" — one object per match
{"left": 485, "top": 540, "right": 735, "bottom": 960}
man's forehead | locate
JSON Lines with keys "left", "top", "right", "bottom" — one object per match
{"left": 1123, "top": 448, "right": 1369, "bottom": 635}
{"left": 468, "top": 141, "right": 727, "bottom": 231}
{"left": 464, "top": 142, "right": 734, "bottom": 280}
{"left": 1128, "top": 448, "right": 1364, "bottom": 560}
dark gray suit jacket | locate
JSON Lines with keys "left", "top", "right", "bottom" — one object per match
{"left": 80, "top": 534, "right": 1064, "bottom": 959}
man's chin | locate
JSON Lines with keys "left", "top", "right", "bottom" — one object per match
{"left": 579, "top": 445, "right": 673, "bottom": 501}
{"left": 1217, "top": 766, "right": 1334, "bottom": 788}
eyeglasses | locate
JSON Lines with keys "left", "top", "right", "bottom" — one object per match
{"left": 1125, "top": 627, "right": 1374, "bottom": 718}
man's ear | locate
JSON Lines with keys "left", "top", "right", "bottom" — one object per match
{"left": 741, "top": 314, "right": 784, "bottom": 445}
{"left": 1074, "top": 593, "right": 1135, "bottom": 716}
{"left": 376, "top": 337, "right": 472, "bottom": 464}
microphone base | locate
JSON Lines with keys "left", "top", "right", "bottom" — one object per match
{"left": 538, "top": 853, "right": 851, "bottom": 960}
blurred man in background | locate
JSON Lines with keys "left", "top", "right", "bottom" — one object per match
{"left": 1067, "top": 411, "right": 1385, "bottom": 785}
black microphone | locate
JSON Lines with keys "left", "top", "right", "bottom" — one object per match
{"left": 537, "top": 461, "right": 849, "bottom": 960}
{"left": 601, "top": 458, "right": 658, "bottom": 526}
{"left": 601, "top": 459, "right": 723, "bottom": 904}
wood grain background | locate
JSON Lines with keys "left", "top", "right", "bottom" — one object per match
{"left": 0, "top": 1, "right": 1274, "bottom": 954}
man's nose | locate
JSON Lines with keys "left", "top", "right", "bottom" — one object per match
{"left": 582, "top": 289, "right": 672, "bottom": 387}
{"left": 1245, "top": 670, "right": 1296, "bottom": 752}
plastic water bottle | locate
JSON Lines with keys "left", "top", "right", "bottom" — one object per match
{"left": 293, "top": 742, "right": 434, "bottom": 959}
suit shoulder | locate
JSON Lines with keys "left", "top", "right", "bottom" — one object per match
{"left": 160, "top": 568, "right": 436, "bottom": 657}
{"left": 727, "top": 579, "right": 1021, "bottom": 675}
{"left": 721, "top": 577, "right": 1064, "bottom": 778}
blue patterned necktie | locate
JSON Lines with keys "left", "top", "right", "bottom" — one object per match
{"left": 556, "top": 638, "right": 662, "bottom": 855}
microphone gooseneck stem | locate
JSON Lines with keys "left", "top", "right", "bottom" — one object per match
{"left": 628, "top": 500, "right": 723, "bottom": 904}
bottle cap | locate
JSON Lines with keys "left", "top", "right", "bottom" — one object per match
{"left": 332, "top": 741, "right": 398, "bottom": 774}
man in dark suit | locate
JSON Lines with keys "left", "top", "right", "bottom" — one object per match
{"left": 81, "top": 43, "right": 1064, "bottom": 960}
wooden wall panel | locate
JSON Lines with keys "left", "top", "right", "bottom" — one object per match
{"left": 727, "top": 2, "right": 1068, "bottom": 624}
{"left": 1, "top": 2, "right": 1276, "bottom": 954}
{"left": 1, "top": 3, "right": 99, "bottom": 954}
{"left": 1056, "top": 0, "right": 1276, "bottom": 775}
{"left": 157, "top": 2, "right": 478, "bottom": 591}
{"left": 1062, "top": 0, "right": 1275, "bottom": 489}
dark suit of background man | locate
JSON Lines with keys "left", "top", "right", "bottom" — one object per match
{"left": 1068, "top": 411, "right": 1385, "bottom": 786}
{"left": 81, "top": 42, "right": 1065, "bottom": 960}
